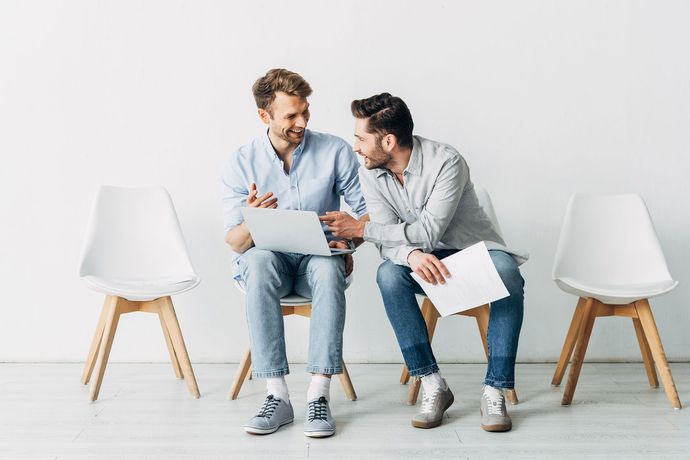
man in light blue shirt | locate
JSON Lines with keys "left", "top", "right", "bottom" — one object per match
{"left": 221, "top": 69, "right": 367, "bottom": 438}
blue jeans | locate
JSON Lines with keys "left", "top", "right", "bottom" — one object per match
{"left": 237, "top": 248, "right": 346, "bottom": 378}
{"left": 376, "top": 249, "right": 524, "bottom": 389}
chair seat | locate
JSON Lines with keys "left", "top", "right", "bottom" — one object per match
{"left": 555, "top": 277, "right": 678, "bottom": 305}
{"left": 82, "top": 275, "right": 200, "bottom": 301}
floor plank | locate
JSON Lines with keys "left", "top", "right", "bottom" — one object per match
{"left": 0, "top": 363, "right": 688, "bottom": 459}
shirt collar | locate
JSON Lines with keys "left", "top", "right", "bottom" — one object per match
{"left": 262, "top": 129, "right": 309, "bottom": 162}
{"left": 374, "top": 135, "right": 422, "bottom": 178}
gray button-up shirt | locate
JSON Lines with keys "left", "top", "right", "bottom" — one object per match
{"left": 360, "top": 135, "right": 527, "bottom": 266}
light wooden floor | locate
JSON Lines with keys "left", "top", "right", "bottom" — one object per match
{"left": 1, "top": 363, "right": 689, "bottom": 459}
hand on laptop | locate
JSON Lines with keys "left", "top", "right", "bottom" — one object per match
{"left": 320, "top": 211, "right": 365, "bottom": 240}
{"left": 247, "top": 183, "right": 277, "bottom": 209}
{"left": 329, "top": 240, "right": 353, "bottom": 277}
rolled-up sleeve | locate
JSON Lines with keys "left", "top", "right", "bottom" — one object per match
{"left": 221, "top": 158, "right": 248, "bottom": 233}
{"left": 335, "top": 143, "right": 367, "bottom": 217}
{"left": 362, "top": 157, "right": 467, "bottom": 264}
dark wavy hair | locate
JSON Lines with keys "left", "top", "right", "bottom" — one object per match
{"left": 350, "top": 93, "right": 414, "bottom": 148}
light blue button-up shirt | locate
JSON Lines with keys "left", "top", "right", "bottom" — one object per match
{"left": 221, "top": 129, "right": 367, "bottom": 275}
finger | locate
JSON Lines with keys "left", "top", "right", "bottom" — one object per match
{"left": 251, "top": 192, "right": 274, "bottom": 207}
{"left": 426, "top": 261, "right": 445, "bottom": 285}
{"left": 259, "top": 198, "right": 278, "bottom": 208}
{"left": 249, "top": 183, "right": 257, "bottom": 192}
{"left": 417, "top": 266, "right": 434, "bottom": 284}
{"left": 430, "top": 258, "right": 451, "bottom": 279}
{"left": 319, "top": 215, "right": 336, "bottom": 222}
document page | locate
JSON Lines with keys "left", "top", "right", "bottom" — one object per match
{"left": 410, "top": 241, "right": 510, "bottom": 317}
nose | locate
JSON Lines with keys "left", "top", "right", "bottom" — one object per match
{"left": 295, "top": 114, "right": 308, "bottom": 128}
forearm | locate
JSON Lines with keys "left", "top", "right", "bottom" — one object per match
{"left": 352, "top": 214, "right": 369, "bottom": 248}
{"left": 224, "top": 223, "right": 254, "bottom": 253}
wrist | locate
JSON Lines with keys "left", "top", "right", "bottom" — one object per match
{"left": 358, "top": 220, "right": 366, "bottom": 239}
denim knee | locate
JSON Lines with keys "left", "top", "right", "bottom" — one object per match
{"left": 490, "top": 251, "right": 524, "bottom": 297}
{"left": 376, "top": 260, "right": 412, "bottom": 294}
{"left": 238, "top": 249, "right": 283, "bottom": 282}
{"left": 305, "top": 256, "right": 345, "bottom": 286}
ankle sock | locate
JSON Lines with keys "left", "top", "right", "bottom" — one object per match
{"left": 483, "top": 384, "right": 503, "bottom": 399}
{"left": 266, "top": 377, "right": 289, "bottom": 402}
{"left": 307, "top": 375, "right": 331, "bottom": 401}
{"left": 421, "top": 371, "right": 447, "bottom": 394}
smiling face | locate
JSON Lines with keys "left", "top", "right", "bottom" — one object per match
{"left": 353, "top": 117, "right": 392, "bottom": 170}
{"left": 259, "top": 91, "right": 310, "bottom": 146}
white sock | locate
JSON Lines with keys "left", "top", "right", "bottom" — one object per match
{"left": 266, "top": 377, "right": 289, "bottom": 402}
{"left": 483, "top": 384, "right": 503, "bottom": 399}
{"left": 421, "top": 371, "right": 447, "bottom": 394}
{"left": 307, "top": 375, "right": 332, "bottom": 401}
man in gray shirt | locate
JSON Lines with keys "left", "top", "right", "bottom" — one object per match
{"left": 321, "top": 93, "right": 525, "bottom": 432}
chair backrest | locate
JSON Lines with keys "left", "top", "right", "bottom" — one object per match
{"left": 552, "top": 193, "right": 674, "bottom": 286}
{"left": 474, "top": 185, "right": 504, "bottom": 239}
{"left": 79, "top": 186, "right": 197, "bottom": 281}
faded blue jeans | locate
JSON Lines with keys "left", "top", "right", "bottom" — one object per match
{"left": 237, "top": 248, "right": 346, "bottom": 378}
{"left": 376, "top": 249, "right": 524, "bottom": 389}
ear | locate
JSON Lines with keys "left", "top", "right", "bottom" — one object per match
{"left": 382, "top": 133, "right": 397, "bottom": 152}
{"left": 258, "top": 108, "right": 271, "bottom": 125}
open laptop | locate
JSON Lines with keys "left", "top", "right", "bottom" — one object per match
{"left": 240, "top": 207, "right": 355, "bottom": 257}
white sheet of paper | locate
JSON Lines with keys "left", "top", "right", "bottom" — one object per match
{"left": 410, "top": 241, "right": 510, "bottom": 317}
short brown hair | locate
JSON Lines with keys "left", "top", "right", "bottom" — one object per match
{"left": 351, "top": 93, "right": 414, "bottom": 149}
{"left": 252, "top": 68, "right": 313, "bottom": 112}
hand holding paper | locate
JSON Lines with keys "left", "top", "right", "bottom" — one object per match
{"left": 410, "top": 242, "right": 510, "bottom": 317}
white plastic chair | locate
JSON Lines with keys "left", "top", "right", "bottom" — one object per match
{"left": 79, "top": 186, "right": 200, "bottom": 401}
{"left": 229, "top": 275, "right": 358, "bottom": 401}
{"left": 551, "top": 193, "right": 681, "bottom": 409}
{"left": 399, "top": 186, "right": 519, "bottom": 406}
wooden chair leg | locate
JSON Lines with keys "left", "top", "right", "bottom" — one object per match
{"left": 408, "top": 378, "right": 422, "bottom": 406}
{"left": 634, "top": 299, "right": 681, "bottom": 409}
{"left": 81, "top": 296, "right": 114, "bottom": 385}
{"left": 407, "top": 299, "right": 440, "bottom": 405}
{"left": 159, "top": 312, "right": 183, "bottom": 379}
{"left": 338, "top": 362, "right": 357, "bottom": 401}
{"left": 247, "top": 365, "right": 253, "bottom": 380}
{"left": 89, "top": 297, "right": 122, "bottom": 402}
{"left": 562, "top": 298, "right": 595, "bottom": 405}
{"left": 400, "top": 365, "right": 410, "bottom": 385}
{"left": 159, "top": 297, "right": 200, "bottom": 399}
{"left": 229, "top": 346, "right": 252, "bottom": 400}
{"left": 552, "top": 297, "right": 587, "bottom": 386}
{"left": 632, "top": 317, "right": 658, "bottom": 388}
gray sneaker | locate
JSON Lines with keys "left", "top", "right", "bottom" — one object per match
{"left": 480, "top": 387, "right": 512, "bottom": 432}
{"left": 411, "top": 379, "right": 454, "bottom": 429}
{"left": 303, "top": 396, "right": 336, "bottom": 438}
{"left": 243, "top": 395, "right": 294, "bottom": 435}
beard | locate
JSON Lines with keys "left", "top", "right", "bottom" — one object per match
{"left": 363, "top": 144, "right": 391, "bottom": 170}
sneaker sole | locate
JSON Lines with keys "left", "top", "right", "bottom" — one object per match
{"left": 244, "top": 418, "right": 294, "bottom": 435}
{"left": 303, "top": 429, "right": 335, "bottom": 438}
{"left": 411, "top": 394, "right": 455, "bottom": 429}
{"left": 479, "top": 408, "right": 512, "bottom": 432}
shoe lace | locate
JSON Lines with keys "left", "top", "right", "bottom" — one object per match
{"left": 420, "top": 387, "right": 441, "bottom": 414}
{"left": 484, "top": 391, "right": 506, "bottom": 416}
{"left": 256, "top": 395, "right": 280, "bottom": 418}
{"left": 307, "top": 396, "right": 329, "bottom": 422}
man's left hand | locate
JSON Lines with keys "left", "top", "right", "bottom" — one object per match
{"left": 329, "top": 240, "right": 353, "bottom": 276}
{"left": 320, "top": 211, "right": 365, "bottom": 240}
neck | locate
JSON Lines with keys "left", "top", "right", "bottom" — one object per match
{"left": 385, "top": 146, "right": 413, "bottom": 176}
{"left": 267, "top": 129, "right": 300, "bottom": 159}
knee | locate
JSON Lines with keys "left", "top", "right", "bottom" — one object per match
{"left": 376, "top": 261, "right": 410, "bottom": 293}
{"left": 492, "top": 252, "right": 524, "bottom": 296}
{"left": 239, "top": 249, "right": 280, "bottom": 280}
{"left": 307, "top": 257, "right": 345, "bottom": 286}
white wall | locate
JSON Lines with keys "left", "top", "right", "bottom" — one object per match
{"left": 1, "top": 0, "right": 689, "bottom": 364}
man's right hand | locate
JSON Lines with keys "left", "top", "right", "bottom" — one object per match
{"left": 407, "top": 250, "right": 451, "bottom": 285}
{"left": 247, "top": 182, "right": 278, "bottom": 208}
